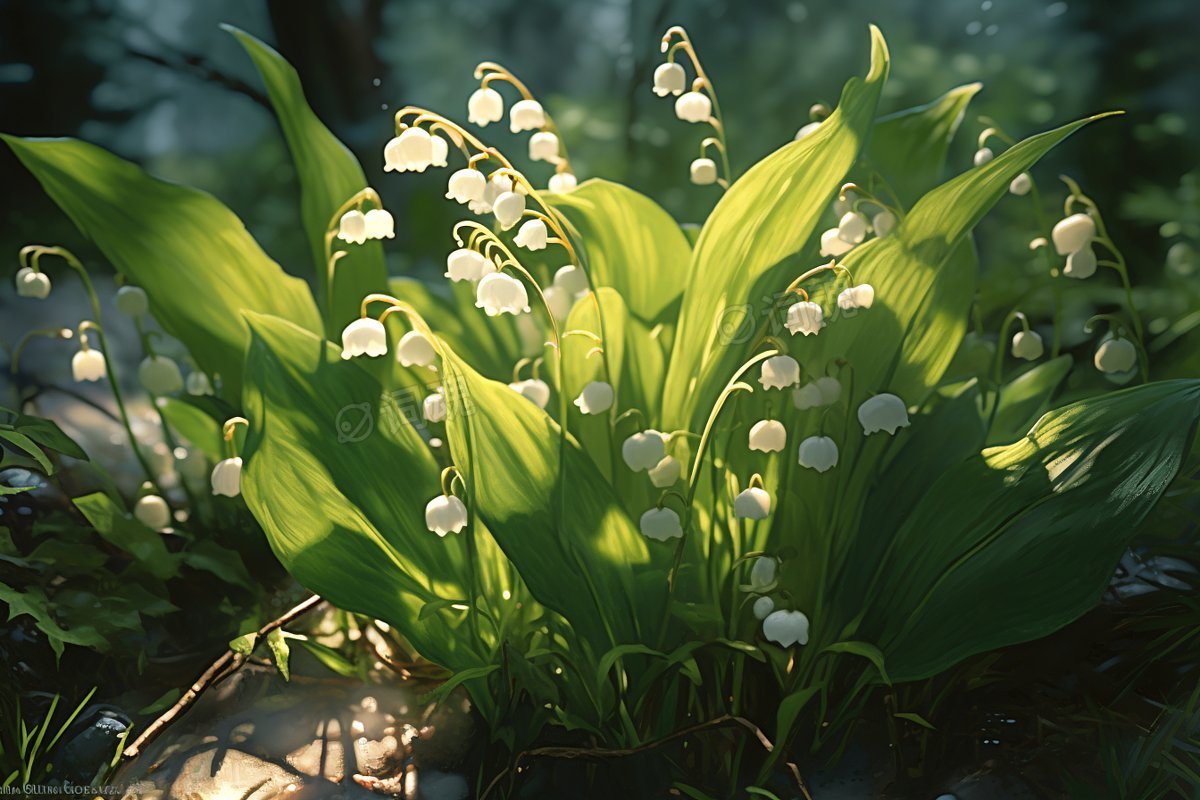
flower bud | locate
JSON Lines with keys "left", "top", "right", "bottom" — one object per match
{"left": 652, "top": 62, "right": 686, "bottom": 97}
{"left": 573, "top": 381, "right": 614, "bottom": 415}
{"left": 872, "top": 210, "right": 896, "bottom": 238}
{"left": 475, "top": 272, "right": 530, "bottom": 316}
{"left": 674, "top": 91, "right": 712, "bottom": 123}
{"left": 509, "top": 378, "right": 551, "bottom": 409}
{"left": 1009, "top": 172, "right": 1033, "bottom": 196}
{"left": 364, "top": 208, "right": 395, "bottom": 240}
{"left": 1063, "top": 247, "right": 1097, "bottom": 279}
{"left": 794, "top": 121, "right": 821, "bottom": 140}
{"left": 510, "top": 99, "right": 546, "bottom": 133}
{"left": 622, "top": 430, "right": 667, "bottom": 472}
{"left": 446, "top": 168, "right": 487, "bottom": 204}
{"left": 138, "top": 355, "right": 184, "bottom": 395}
{"left": 134, "top": 494, "right": 171, "bottom": 530}
{"left": 819, "top": 228, "right": 854, "bottom": 257}
{"left": 748, "top": 419, "right": 786, "bottom": 452}
{"left": 640, "top": 507, "right": 683, "bottom": 541}
{"left": 798, "top": 436, "right": 838, "bottom": 472}
{"left": 211, "top": 456, "right": 243, "bottom": 497}
{"left": 423, "top": 391, "right": 446, "bottom": 423}
{"left": 514, "top": 219, "right": 549, "bottom": 251}
{"left": 493, "top": 191, "right": 526, "bottom": 230}
{"left": 186, "top": 370, "right": 212, "bottom": 396}
{"left": 648, "top": 455, "right": 681, "bottom": 488}
{"left": 836, "top": 211, "right": 868, "bottom": 245}
{"left": 753, "top": 596, "right": 775, "bottom": 620}
{"left": 529, "top": 131, "right": 560, "bottom": 163}
{"left": 445, "top": 248, "right": 494, "bottom": 283}
{"left": 734, "top": 487, "right": 771, "bottom": 520}
{"left": 340, "top": 317, "right": 388, "bottom": 359}
{"left": 1051, "top": 213, "right": 1096, "bottom": 256}
{"left": 763, "top": 609, "right": 810, "bottom": 647}
{"left": 15, "top": 268, "right": 51, "bottom": 299}
{"left": 837, "top": 284, "right": 875, "bottom": 311}
{"left": 759, "top": 355, "right": 801, "bottom": 390}
{"left": 72, "top": 348, "right": 106, "bottom": 382}
{"left": 467, "top": 87, "right": 504, "bottom": 126}
{"left": 553, "top": 264, "right": 589, "bottom": 297}
{"left": 115, "top": 285, "right": 149, "bottom": 317}
{"left": 973, "top": 147, "right": 994, "bottom": 167}
{"left": 785, "top": 301, "right": 824, "bottom": 336}
{"left": 858, "top": 393, "right": 910, "bottom": 435}
{"left": 750, "top": 557, "right": 777, "bottom": 590}
{"left": 425, "top": 494, "right": 468, "bottom": 537}
{"left": 396, "top": 330, "right": 436, "bottom": 367}
{"left": 337, "top": 210, "right": 367, "bottom": 245}
{"left": 689, "top": 158, "right": 717, "bottom": 185}
{"left": 1094, "top": 338, "right": 1137, "bottom": 374}
{"left": 1011, "top": 330, "right": 1044, "bottom": 361}
{"left": 548, "top": 172, "right": 578, "bottom": 193}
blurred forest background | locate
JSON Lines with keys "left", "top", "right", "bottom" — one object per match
{"left": 1, "top": 0, "right": 1198, "bottom": 365}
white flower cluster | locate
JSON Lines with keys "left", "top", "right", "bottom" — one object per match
{"left": 818, "top": 190, "right": 897, "bottom": 258}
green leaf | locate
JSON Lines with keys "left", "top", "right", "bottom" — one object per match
{"left": 158, "top": 397, "right": 224, "bottom": 461}
{"left": 180, "top": 540, "right": 256, "bottom": 591}
{"left": 548, "top": 179, "right": 692, "bottom": 325}
{"left": 138, "top": 688, "right": 182, "bottom": 715}
{"left": 297, "top": 639, "right": 360, "bottom": 678}
{"left": 988, "top": 355, "right": 1073, "bottom": 445}
{"left": 0, "top": 484, "right": 35, "bottom": 496}
{"left": 3, "top": 135, "right": 322, "bottom": 400}
{"left": 0, "top": 584, "right": 108, "bottom": 659}
{"left": 11, "top": 414, "right": 88, "bottom": 461}
{"left": 773, "top": 687, "right": 819, "bottom": 753}
{"left": 821, "top": 640, "right": 892, "bottom": 685}
{"left": 662, "top": 26, "right": 890, "bottom": 430}
{"left": 227, "top": 26, "right": 388, "bottom": 337}
{"left": 0, "top": 429, "right": 52, "bottom": 474}
{"left": 419, "top": 664, "right": 499, "bottom": 705}
{"left": 229, "top": 632, "right": 258, "bottom": 655}
{"left": 869, "top": 379, "right": 1200, "bottom": 680}
{"left": 267, "top": 628, "right": 291, "bottom": 681}
{"left": 72, "top": 492, "right": 179, "bottom": 581}
{"left": 894, "top": 711, "right": 936, "bottom": 730}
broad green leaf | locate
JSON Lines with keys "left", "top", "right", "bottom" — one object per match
{"left": 229, "top": 632, "right": 258, "bottom": 655}
{"left": 548, "top": 179, "right": 692, "bottom": 325}
{"left": 869, "top": 379, "right": 1200, "bottom": 680}
{"left": 820, "top": 640, "right": 892, "bottom": 685}
{"left": 179, "top": 540, "right": 256, "bottom": 591}
{"left": 0, "top": 429, "right": 52, "bottom": 474}
{"left": 9, "top": 413, "right": 88, "bottom": 461}
{"left": 158, "top": 398, "right": 223, "bottom": 461}
{"left": 863, "top": 83, "right": 981, "bottom": 207}
{"left": 662, "top": 26, "right": 890, "bottom": 430}
{"left": 227, "top": 26, "right": 388, "bottom": 337}
{"left": 987, "top": 355, "right": 1073, "bottom": 445}
{"left": 894, "top": 712, "right": 936, "bottom": 730}
{"left": 3, "top": 135, "right": 322, "bottom": 399}
{"left": 267, "top": 628, "right": 291, "bottom": 681}
{"left": 73, "top": 492, "right": 179, "bottom": 581}
{"left": 0, "top": 584, "right": 108, "bottom": 659}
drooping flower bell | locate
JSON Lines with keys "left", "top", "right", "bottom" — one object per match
{"left": 837, "top": 212, "right": 868, "bottom": 245}
{"left": 763, "top": 609, "right": 810, "bottom": 647}
{"left": 509, "top": 99, "right": 546, "bottom": 133}
{"left": 1095, "top": 338, "right": 1137, "bottom": 374}
{"left": 186, "top": 370, "right": 212, "bottom": 396}
{"left": 1063, "top": 247, "right": 1097, "bottom": 279}
{"left": 15, "top": 268, "right": 51, "bottom": 299}
{"left": 445, "top": 248, "right": 495, "bottom": 283}
{"left": 793, "top": 376, "right": 841, "bottom": 410}
{"left": 211, "top": 456, "right": 243, "bottom": 497}
{"left": 1052, "top": 213, "right": 1096, "bottom": 256}
{"left": 425, "top": 494, "right": 468, "bottom": 537}
{"left": 139, "top": 355, "right": 184, "bottom": 395}
{"left": 734, "top": 487, "right": 771, "bottom": 520}
{"left": 573, "top": 381, "right": 614, "bottom": 415}
{"left": 340, "top": 317, "right": 388, "bottom": 359}
{"left": 622, "top": 430, "right": 667, "bottom": 472}
{"left": 553, "top": 265, "right": 589, "bottom": 297}
{"left": 690, "top": 158, "right": 717, "bottom": 185}
{"left": 858, "top": 393, "right": 910, "bottom": 435}
{"left": 639, "top": 507, "right": 683, "bottom": 541}
{"left": 837, "top": 284, "right": 875, "bottom": 311}
{"left": 72, "top": 346, "right": 105, "bottom": 383}
{"left": 423, "top": 391, "right": 447, "bottom": 423}
{"left": 337, "top": 210, "right": 368, "bottom": 245}
{"left": 652, "top": 62, "right": 686, "bottom": 96}
{"left": 364, "top": 208, "right": 395, "bottom": 240}
{"left": 753, "top": 596, "right": 775, "bottom": 620}
{"left": 1011, "top": 330, "right": 1044, "bottom": 361}
{"left": 529, "top": 131, "right": 559, "bottom": 162}
{"left": 509, "top": 378, "right": 551, "bottom": 409}
{"left": 384, "top": 127, "right": 435, "bottom": 173}
{"left": 973, "top": 147, "right": 994, "bottom": 167}
{"left": 785, "top": 301, "right": 824, "bottom": 336}
{"left": 514, "top": 219, "right": 549, "bottom": 251}
{"left": 396, "top": 330, "right": 436, "bottom": 367}
{"left": 748, "top": 419, "right": 786, "bottom": 452}
{"left": 648, "top": 455, "right": 681, "bottom": 488}
{"left": 115, "top": 285, "right": 149, "bottom": 317}
{"left": 447, "top": 168, "right": 487, "bottom": 205}
{"left": 819, "top": 228, "right": 854, "bottom": 257}
{"left": 872, "top": 210, "right": 896, "bottom": 237}
{"left": 467, "top": 87, "right": 504, "bottom": 126}
{"left": 548, "top": 172, "right": 578, "bottom": 193}
{"left": 750, "top": 557, "right": 777, "bottom": 590}
{"left": 798, "top": 435, "right": 838, "bottom": 472}
{"left": 674, "top": 91, "right": 712, "bottom": 123}
{"left": 1009, "top": 172, "right": 1033, "bottom": 196}
{"left": 759, "top": 355, "right": 800, "bottom": 389}
{"left": 134, "top": 494, "right": 171, "bottom": 530}
{"left": 475, "top": 272, "right": 530, "bottom": 316}
{"left": 493, "top": 191, "right": 526, "bottom": 230}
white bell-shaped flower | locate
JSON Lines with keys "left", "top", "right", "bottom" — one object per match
{"left": 509, "top": 99, "right": 546, "bottom": 133}
{"left": 639, "top": 507, "right": 683, "bottom": 541}
{"left": 858, "top": 393, "right": 910, "bottom": 435}
{"left": 837, "top": 211, "right": 868, "bottom": 244}
{"left": 553, "top": 264, "right": 589, "bottom": 297}
{"left": 837, "top": 284, "right": 875, "bottom": 311}
{"left": 445, "top": 248, "right": 495, "bottom": 283}
{"left": 1095, "top": 338, "right": 1137, "bottom": 374}
{"left": 750, "top": 557, "right": 777, "bottom": 590}
{"left": 493, "top": 191, "right": 526, "bottom": 230}
{"left": 446, "top": 168, "right": 487, "bottom": 204}
{"left": 759, "top": 355, "right": 801, "bottom": 389}
{"left": 798, "top": 435, "right": 838, "bottom": 472}
{"left": 1009, "top": 172, "right": 1033, "bottom": 196}
{"left": 1011, "top": 330, "right": 1044, "bottom": 361}
{"left": 211, "top": 456, "right": 243, "bottom": 497}
{"left": 396, "top": 330, "right": 436, "bottom": 367}
{"left": 186, "top": 370, "right": 212, "bottom": 396}
{"left": 816, "top": 376, "right": 842, "bottom": 404}
{"left": 834, "top": 190, "right": 857, "bottom": 217}
{"left": 542, "top": 285, "right": 572, "bottom": 320}
{"left": 690, "top": 158, "right": 717, "bottom": 185}
{"left": 648, "top": 455, "right": 681, "bottom": 488}
{"left": 529, "top": 131, "right": 559, "bottom": 162}
{"left": 388, "top": 127, "right": 434, "bottom": 172}
{"left": 794, "top": 121, "right": 821, "bottom": 140}
{"left": 785, "top": 301, "right": 824, "bottom": 336}
{"left": 134, "top": 495, "right": 171, "bottom": 530}
{"left": 820, "top": 228, "right": 854, "bottom": 257}
{"left": 364, "top": 208, "right": 395, "bottom": 240}
{"left": 748, "top": 419, "right": 786, "bottom": 452}
{"left": 467, "top": 87, "right": 504, "bottom": 126}
{"left": 509, "top": 378, "right": 551, "bottom": 409}
{"left": 425, "top": 495, "right": 468, "bottom": 537}
{"left": 652, "top": 62, "right": 686, "bottom": 96}
{"left": 475, "top": 272, "right": 530, "bottom": 316}
{"left": 622, "top": 430, "right": 667, "bottom": 472}
{"left": 72, "top": 348, "right": 106, "bottom": 382}
{"left": 973, "top": 147, "right": 994, "bottom": 167}
{"left": 763, "top": 609, "right": 810, "bottom": 647}
{"left": 15, "top": 268, "right": 51, "bottom": 299}
{"left": 734, "top": 487, "right": 771, "bottom": 520}
{"left": 753, "top": 596, "right": 775, "bottom": 620}
{"left": 514, "top": 219, "right": 549, "bottom": 251}
{"left": 340, "top": 317, "right": 388, "bottom": 359}
{"left": 423, "top": 391, "right": 446, "bottom": 423}
{"left": 1052, "top": 213, "right": 1096, "bottom": 256}
{"left": 674, "top": 91, "right": 712, "bottom": 123}
{"left": 872, "top": 210, "right": 896, "bottom": 237}
{"left": 548, "top": 171, "right": 578, "bottom": 193}
{"left": 1063, "top": 247, "right": 1097, "bottom": 279}
{"left": 793, "top": 376, "right": 841, "bottom": 410}
{"left": 431, "top": 134, "right": 449, "bottom": 168}
{"left": 573, "top": 381, "right": 614, "bottom": 415}
{"left": 138, "top": 355, "right": 184, "bottom": 395}
{"left": 115, "top": 285, "right": 149, "bottom": 316}
{"left": 337, "top": 210, "right": 367, "bottom": 244}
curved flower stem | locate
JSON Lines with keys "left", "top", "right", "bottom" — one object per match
{"left": 323, "top": 187, "right": 384, "bottom": 330}
{"left": 9, "top": 327, "right": 74, "bottom": 376}
{"left": 663, "top": 26, "right": 732, "bottom": 185}
{"left": 987, "top": 309, "right": 1027, "bottom": 424}
{"left": 22, "top": 246, "right": 160, "bottom": 491}
{"left": 474, "top": 61, "right": 574, "bottom": 173}
{"left": 222, "top": 417, "right": 249, "bottom": 459}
